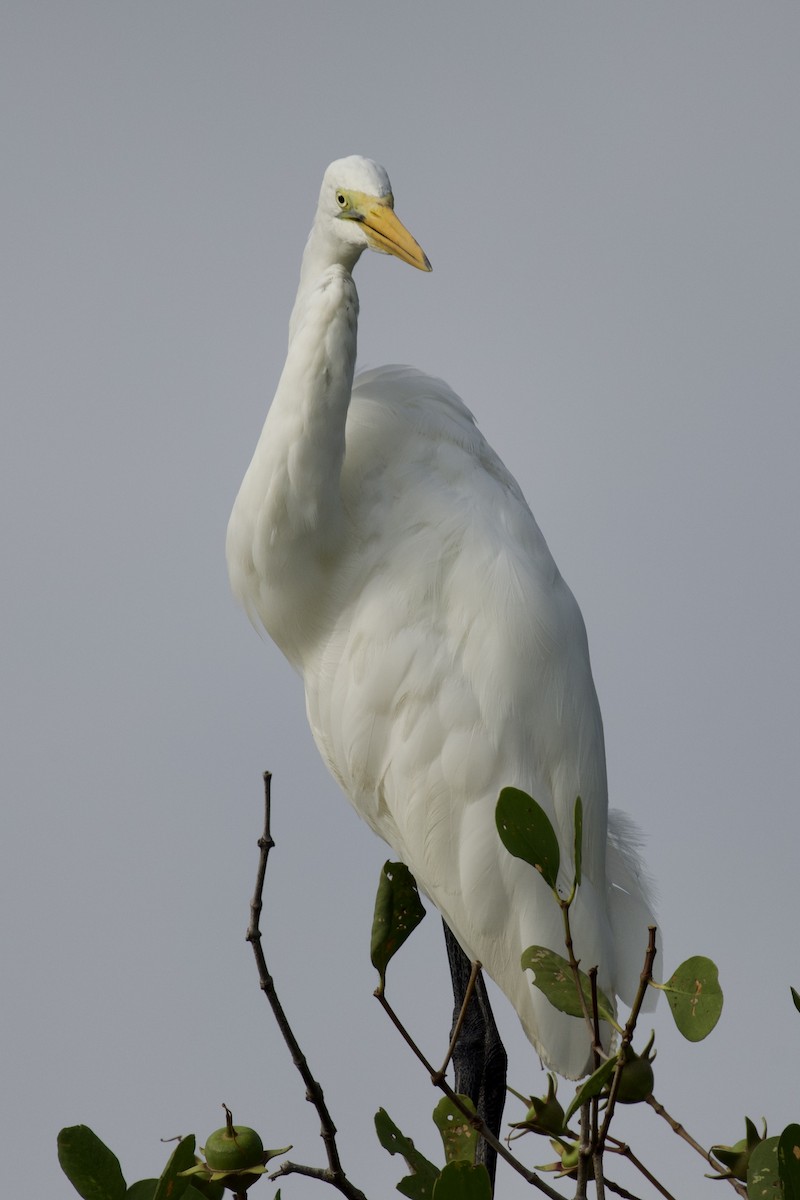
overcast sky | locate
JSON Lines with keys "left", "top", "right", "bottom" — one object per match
{"left": 3, "top": 4, "right": 799, "bottom": 1198}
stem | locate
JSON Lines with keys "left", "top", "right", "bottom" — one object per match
{"left": 645, "top": 1095, "right": 748, "bottom": 1197}
{"left": 559, "top": 899, "right": 598, "bottom": 1048}
{"left": 375, "top": 989, "right": 564, "bottom": 1200}
{"left": 597, "top": 927, "right": 658, "bottom": 1152}
{"left": 248, "top": 772, "right": 368, "bottom": 1200}
{"left": 606, "top": 1138, "right": 677, "bottom": 1200}
{"left": 434, "top": 957, "right": 482, "bottom": 1083}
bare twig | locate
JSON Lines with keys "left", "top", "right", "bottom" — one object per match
{"left": 559, "top": 900, "right": 598, "bottom": 1048}
{"left": 247, "top": 772, "right": 368, "bottom": 1200}
{"left": 603, "top": 1175, "right": 646, "bottom": 1200}
{"left": 434, "top": 957, "right": 482, "bottom": 1083}
{"left": 375, "top": 989, "right": 565, "bottom": 1200}
{"left": 597, "top": 927, "right": 658, "bottom": 1151}
{"left": 646, "top": 1095, "right": 748, "bottom": 1197}
{"left": 576, "top": 1101, "right": 590, "bottom": 1199}
{"left": 606, "top": 1138, "right": 677, "bottom": 1200}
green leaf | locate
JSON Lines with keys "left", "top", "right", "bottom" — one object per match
{"left": 58, "top": 1126, "right": 127, "bottom": 1200}
{"left": 573, "top": 796, "right": 583, "bottom": 888}
{"left": 662, "top": 956, "right": 723, "bottom": 1041}
{"left": 432, "top": 1096, "right": 478, "bottom": 1165}
{"left": 748, "top": 1136, "right": 782, "bottom": 1198}
{"left": 564, "top": 1056, "right": 618, "bottom": 1125}
{"left": 521, "top": 946, "right": 615, "bottom": 1024}
{"left": 125, "top": 1185, "right": 157, "bottom": 1200}
{"left": 375, "top": 1109, "right": 438, "bottom": 1199}
{"left": 153, "top": 1136, "right": 196, "bottom": 1200}
{"left": 495, "top": 788, "right": 560, "bottom": 890}
{"left": 432, "top": 1161, "right": 492, "bottom": 1200}
{"left": 791, "top": 987, "right": 800, "bottom": 1015}
{"left": 371, "top": 862, "right": 426, "bottom": 990}
{"left": 779, "top": 1123, "right": 800, "bottom": 1200}
{"left": 184, "top": 1178, "right": 224, "bottom": 1200}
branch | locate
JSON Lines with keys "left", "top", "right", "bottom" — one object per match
{"left": 597, "top": 927, "right": 658, "bottom": 1151}
{"left": 434, "top": 957, "right": 482, "bottom": 1083}
{"left": 374, "top": 989, "right": 565, "bottom": 1200}
{"left": 247, "top": 772, "right": 368, "bottom": 1200}
{"left": 606, "top": 1138, "right": 677, "bottom": 1200}
{"left": 645, "top": 1095, "right": 747, "bottom": 1198}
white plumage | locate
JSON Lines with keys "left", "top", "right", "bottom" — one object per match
{"left": 227, "top": 156, "right": 655, "bottom": 1077}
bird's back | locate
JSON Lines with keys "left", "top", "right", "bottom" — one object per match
{"left": 296, "top": 366, "right": 639, "bottom": 1076}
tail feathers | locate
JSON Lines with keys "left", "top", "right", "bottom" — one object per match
{"left": 607, "top": 809, "right": 660, "bottom": 1010}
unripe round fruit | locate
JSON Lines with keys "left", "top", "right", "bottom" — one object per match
{"left": 204, "top": 1125, "right": 265, "bottom": 1172}
{"left": 615, "top": 1049, "right": 655, "bottom": 1104}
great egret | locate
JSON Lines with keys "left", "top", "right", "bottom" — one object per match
{"left": 227, "top": 156, "right": 655, "bottom": 1084}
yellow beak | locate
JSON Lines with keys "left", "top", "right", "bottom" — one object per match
{"left": 360, "top": 201, "right": 432, "bottom": 272}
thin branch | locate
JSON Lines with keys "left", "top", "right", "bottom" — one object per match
{"left": 588, "top": 966, "right": 602, "bottom": 1190}
{"left": 603, "top": 1175, "right": 646, "bottom": 1200}
{"left": 434, "top": 957, "right": 482, "bottom": 1083}
{"left": 559, "top": 899, "right": 599, "bottom": 1049}
{"left": 375, "top": 990, "right": 565, "bottom": 1200}
{"left": 575, "top": 1102, "right": 590, "bottom": 1199}
{"left": 247, "top": 772, "right": 368, "bottom": 1200}
{"left": 597, "top": 927, "right": 658, "bottom": 1151}
{"left": 606, "top": 1138, "right": 677, "bottom": 1200}
{"left": 645, "top": 1095, "right": 748, "bottom": 1198}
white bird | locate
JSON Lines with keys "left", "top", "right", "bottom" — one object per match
{"left": 227, "top": 155, "right": 655, "bottom": 1080}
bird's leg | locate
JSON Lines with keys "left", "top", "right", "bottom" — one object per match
{"left": 443, "top": 920, "right": 507, "bottom": 1191}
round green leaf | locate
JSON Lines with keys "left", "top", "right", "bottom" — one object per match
{"left": 496, "top": 788, "right": 560, "bottom": 890}
{"left": 58, "top": 1126, "right": 127, "bottom": 1200}
{"left": 432, "top": 1161, "right": 492, "bottom": 1200}
{"left": 370, "top": 862, "right": 426, "bottom": 989}
{"left": 663, "top": 956, "right": 723, "bottom": 1041}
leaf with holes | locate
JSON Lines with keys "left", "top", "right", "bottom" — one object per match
{"left": 495, "top": 788, "right": 560, "bottom": 890}
{"left": 432, "top": 1097, "right": 478, "bottom": 1165}
{"left": 371, "top": 862, "right": 426, "bottom": 990}
{"left": 662, "top": 956, "right": 723, "bottom": 1041}
{"left": 521, "top": 946, "right": 615, "bottom": 1024}
{"left": 375, "top": 1108, "right": 438, "bottom": 1200}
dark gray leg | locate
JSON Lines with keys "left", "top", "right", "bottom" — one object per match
{"left": 443, "top": 920, "right": 507, "bottom": 1192}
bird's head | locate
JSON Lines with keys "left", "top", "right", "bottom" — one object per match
{"left": 317, "top": 156, "right": 431, "bottom": 272}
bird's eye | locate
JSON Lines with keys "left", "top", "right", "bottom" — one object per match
{"left": 336, "top": 192, "right": 348, "bottom": 209}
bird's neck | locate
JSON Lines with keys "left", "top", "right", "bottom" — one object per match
{"left": 226, "top": 229, "right": 362, "bottom": 662}
{"left": 289, "top": 221, "right": 363, "bottom": 345}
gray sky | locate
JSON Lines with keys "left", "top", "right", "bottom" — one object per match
{"left": 3, "top": 3, "right": 799, "bottom": 1197}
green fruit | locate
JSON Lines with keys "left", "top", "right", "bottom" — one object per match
{"left": 204, "top": 1125, "right": 265, "bottom": 1172}
{"left": 615, "top": 1045, "right": 655, "bottom": 1103}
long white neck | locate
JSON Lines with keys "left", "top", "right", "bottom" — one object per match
{"left": 288, "top": 218, "right": 363, "bottom": 345}
{"left": 226, "top": 217, "right": 364, "bottom": 662}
